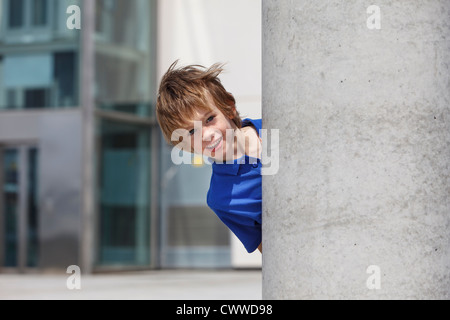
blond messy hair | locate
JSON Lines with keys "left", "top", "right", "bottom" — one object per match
{"left": 156, "top": 61, "right": 242, "bottom": 146}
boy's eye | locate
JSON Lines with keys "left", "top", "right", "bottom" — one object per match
{"left": 188, "top": 115, "right": 214, "bottom": 136}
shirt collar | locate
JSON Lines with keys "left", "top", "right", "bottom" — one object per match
{"left": 210, "top": 156, "right": 259, "bottom": 176}
{"left": 209, "top": 118, "right": 262, "bottom": 176}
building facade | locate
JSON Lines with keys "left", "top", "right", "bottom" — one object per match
{"left": 0, "top": 0, "right": 261, "bottom": 273}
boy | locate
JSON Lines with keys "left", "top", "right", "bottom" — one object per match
{"left": 156, "top": 61, "right": 262, "bottom": 253}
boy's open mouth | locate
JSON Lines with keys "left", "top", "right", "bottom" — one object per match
{"left": 206, "top": 136, "right": 223, "bottom": 152}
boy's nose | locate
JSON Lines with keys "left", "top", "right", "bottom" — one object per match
{"left": 202, "top": 128, "right": 215, "bottom": 142}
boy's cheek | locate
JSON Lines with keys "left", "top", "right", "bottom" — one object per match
{"left": 173, "top": 140, "right": 194, "bottom": 154}
{"left": 193, "top": 145, "right": 205, "bottom": 155}
{"left": 193, "top": 142, "right": 212, "bottom": 157}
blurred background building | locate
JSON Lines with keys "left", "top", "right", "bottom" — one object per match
{"left": 0, "top": 0, "right": 261, "bottom": 273}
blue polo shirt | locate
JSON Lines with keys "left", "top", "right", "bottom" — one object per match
{"left": 206, "top": 118, "right": 262, "bottom": 253}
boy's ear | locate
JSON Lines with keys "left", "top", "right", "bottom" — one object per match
{"left": 230, "top": 105, "right": 237, "bottom": 119}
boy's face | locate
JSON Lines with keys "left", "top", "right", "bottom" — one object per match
{"left": 174, "top": 101, "right": 237, "bottom": 161}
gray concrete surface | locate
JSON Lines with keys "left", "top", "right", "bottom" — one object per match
{"left": 0, "top": 270, "right": 262, "bottom": 300}
{"left": 262, "top": 0, "right": 450, "bottom": 299}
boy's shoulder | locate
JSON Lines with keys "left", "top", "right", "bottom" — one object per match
{"left": 242, "top": 118, "right": 262, "bottom": 132}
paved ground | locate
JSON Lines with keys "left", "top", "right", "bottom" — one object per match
{"left": 0, "top": 269, "right": 262, "bottom": 300}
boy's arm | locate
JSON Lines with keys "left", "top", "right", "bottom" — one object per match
{"left": 258, "top": 243, "right": 262, "bottom": 253}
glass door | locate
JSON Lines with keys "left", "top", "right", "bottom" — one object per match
{"left": 0, "top": 145, "right": 39, "bottom": 271}
{"left": 96, "top": 119, "right": 151, "bottom": 267}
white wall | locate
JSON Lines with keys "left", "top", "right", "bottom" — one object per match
{"left": 157, "top": 0, "right": 261, "bottom": 119}
{"left": 157, "top": 0, "right": 262, "bottom": 267}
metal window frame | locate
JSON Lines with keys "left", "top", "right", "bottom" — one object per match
{"left": 0, "top": 142, "right": 38, "bottom": 273}
{"left": 80, "top": 0, "right": 96, "bottom": 275}
{"left": 2, "top": 0, "right": 55, "bottom": 39}
{"left": 0, "top": 146, "right": 4, "bottom": 270}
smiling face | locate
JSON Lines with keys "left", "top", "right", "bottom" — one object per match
{"left": 179, "top": 102, "right": 239, "bottom": 162}
{"left": 156, "top": 62, "right": 244, "bottom": 154}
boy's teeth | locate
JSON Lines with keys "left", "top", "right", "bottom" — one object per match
{"left": 208, "top": 137, "right": 222, "bottom": 149}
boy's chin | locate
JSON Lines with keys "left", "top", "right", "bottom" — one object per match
{"left": 202, "top": 151, "right": 227, "bottom": 162}
{"left": 203, "top": 152, "right": 221, "bottom": 160}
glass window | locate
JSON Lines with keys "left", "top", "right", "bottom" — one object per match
{"left": 26, "top": 148, "right": 39, "bottom": 267}
{"left": 2, "top": 149, "right": 19, "bottom": 267}
{"left": 95, "top": 0, "right": 154, "bottom": 117}
{"left": 0, "top": 0, "right": 80, "bottom": 112}
{"left": 53, "top": 51, "right": 78, "bottom": 107}
{"left": 1, "top": 147, "right": 39, "bottom": 268}
{"left": 24, "top": 88, "right": 50, "bottom": 109}
{"left": 6, "top": 89, "right": 18, "bottom": 109}
{"left": 93, "top": 0, "right": 157, "bottom": 269}
{"left": 8, "top": 0, "right": 49, "bottom": 29}
{"left": 96, "top": 119, "right": 151, "bottom": 267}
{"left": 8, "top": 0, "right": 24, "bottom": 29}
{"left": 31, "top": 0, "right": 48, "bottom": 27}
{"left": 159, "top": 148, "right": 232, "bottom": 268}
{"left": 0, "top": 52, "right": 78, "bottom": 110}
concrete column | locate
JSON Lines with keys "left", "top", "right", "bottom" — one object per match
{"left": 262, "top": 0, "right": 450, "bottom": 299}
